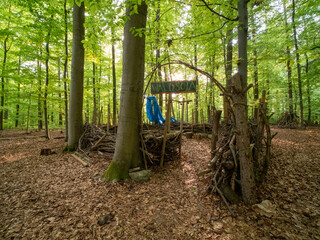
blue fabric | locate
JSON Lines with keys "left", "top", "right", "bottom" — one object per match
{"left": 146, "top": 96, "right": 176, "bottom": 124}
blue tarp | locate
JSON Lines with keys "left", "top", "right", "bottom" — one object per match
{"left": 146, "top": 96, "right": 176, "bottom": 124}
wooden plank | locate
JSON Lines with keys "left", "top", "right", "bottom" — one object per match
{"left": 151, "top": 80, "right": 197, "bottom": 94}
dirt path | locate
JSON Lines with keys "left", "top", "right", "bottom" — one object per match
{"left": 0, "top": 127, "right": 319, "bottom": 239}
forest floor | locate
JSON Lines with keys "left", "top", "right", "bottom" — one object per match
{"left": 0, "top": 127, "right": 319, "bottom": 240}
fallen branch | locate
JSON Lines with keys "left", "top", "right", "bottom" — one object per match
{"left": 71, "top": 153, "right": 89, "bottom": 167}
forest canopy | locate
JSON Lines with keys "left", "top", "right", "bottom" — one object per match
{"left": 0, "top": 0, "right": 319, "bottom": 131}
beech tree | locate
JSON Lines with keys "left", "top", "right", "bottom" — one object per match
{"left": 67, "top": 0, "right": 85, "bottom": 150}
{"left": 102, "top": 0, "right": 148, "bottom": 181}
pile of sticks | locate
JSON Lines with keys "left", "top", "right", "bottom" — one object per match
{"left": 78, "top": 124, "right": 180, "bottom": 166}
{"left": 143, "top": 122, "right": 212, "bottom": 134}
{"left": 141, "top": 130, "right": 180, "bottom": 165}
{"left": 201, "top": 91, "right": 274, "bottom": 217}
{"left": 79, "top": 123, "right": 116, "bottom": 153}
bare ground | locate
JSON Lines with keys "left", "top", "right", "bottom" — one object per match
{"left": 0, "top": 127, "right": 319, "bottom": 239}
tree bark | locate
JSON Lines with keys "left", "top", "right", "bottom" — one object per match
{"left": 64, "top": 0, "right": 69, "bottom": 141}
{"left": 15, "top": 56, "right": 21, "bottom": 128}
{"left": 156, "top": 0, "right": 163, "bottom": 112}
{"left": 235, "top": 0, "right": 256, "bottom": 205}
{"left": 194, "top": 45, "right": 199, "bottom": 124}
{"left": 37, "top": 51, "right": 43, "bottom": 131}
{"left": 92, "top": 62, "right": 97, "bottom": 124}
{"left": 102, "top": 1, "right": 148, "bottom": 181}
{"left": 283, "top": 0, "right": 294, "bottom": 118}
{"left": 305, "top": 55, "right": 311, "bottom": 123}
{"left": 292, "top": 0, "right": 303, "bottom": 126}
{"left": 0, "top": 36, "right": 8, "bottom": 130}
{"left": 67, "top": 0, "right": 85, "bottom": 150}
{"left": 44, "top": 30, "right": 50, "bottom": 139}
{"left": 58, "top": 59, "right": 63, "bottom": 126}
{"left": 112, "top": 28, "right": 117, "bottom": 126}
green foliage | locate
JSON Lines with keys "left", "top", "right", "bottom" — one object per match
{"left": 0, "top": 0, "right": 319, "bottom": 130}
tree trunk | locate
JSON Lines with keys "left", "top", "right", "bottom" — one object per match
{"left": 58, "top": 59, "right": 63, "bottom": 126}
{"left": 0, "top": 36, "right": 8, "bottom": 130}
{"left": 112, "top": 28, "right": 117, "bottom": 126}
{"left": 292, "top": 0, "right": 303, "bottom": 126}
{"left": 15, "top": 56, "right": 21, "bottom": 128}
{"left": 251, "top": 13, "right": 259, "bottom": 120}
{"left": 64, "top": 0, "right": 69, "bottom": 141}
{"left": 37, "top": 52, "right": 43, "bottom": 131}
{"left": 194, "top": 45, "right": 199, "bottom": 124}
{"left": 283, "top": 0, "right": 294, "bottom": 118}
{"left": 236, "top": 0, "right": 256, "bottom": 205}
{"left": 44, "top": 30, "right": 50, "bottom": 139}
{"left": 102, "top": 1, "right": 147, "bottom": 181}
{"left": 67, "top": 0, "right": 85, "bottom": 150}
{"left": 224, "top": 25, "right": 232, "bottom": 123}
{"left": 156, "top": 0, "right": 163, "bottom": 112}
{"left": 305, "top": 55, "right": 311, "bottom": 123}
{"left": 92, "top": 62, "right": 97, "bottom": 124}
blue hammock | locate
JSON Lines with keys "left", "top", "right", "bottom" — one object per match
{"left": 146, "top": 96, "right": 176, "bottom": 124}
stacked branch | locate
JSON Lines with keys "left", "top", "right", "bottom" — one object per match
{"left": 141, "top": 130, "right": 180, "bottom": 165}
{"left": 201, "top": 93, "right": 274, "bottom": 215}
{"left": 79, "top": 123, "right": 181, "bottom": 166}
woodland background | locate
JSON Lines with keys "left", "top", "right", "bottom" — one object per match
{"left": 0, "top": 0, "right": 319, "bottom": 132}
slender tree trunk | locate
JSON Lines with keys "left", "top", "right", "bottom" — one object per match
{"left": 0, "top": 36, "right": 8, "bottom": 130}
{"left": 67, "top": 0, "right": 85, "bottom": 150}
{"left": 224, "top": 26, "right": 232, "bottom": 123}
{"left": 15, "top": 56, "right": 21, "bottom": 128}
{"left": 64, "top": 0, "right": 69, "bottom": 141}
{"left": 111, "top": 28, "right": 117, "bottom": 126}
{"left": 37, "top": 51, "right": 43, "bottom": 131}
{"left": 102, "top": 1, "right": 147, "bottom": 181}
{"left": 292, "top": 0, "right": 303, "bottom": 126}
{"left": 92, "top": 62, "right": 97, "bottom": 124}
{"left": 194, "top": 45, "right": 199, "bottom": 124}
{"left": 305, "top": 55, "right": 311, "bottom": 123}
{"left": 156, "top": 0, "right": 163, "bottom": 112}
{"left": 235, "top": 0, "right": 256, "bottom": 205}
{"left": 44, "top": 30, "right": 50, "bottom": 139}
{"left": 58, "top": 59, "right": 63, "bottom": 126}
{"left": 251, "top": 14, "right": 259, "bottom": 119}
{"left": 283, "top": 0, "right": 294, "bottom": 117}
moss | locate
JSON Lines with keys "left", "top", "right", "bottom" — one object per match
{"left": 101, "top": 161, "right": 130, "bottom": 181}
{"left": 63, "top": 145, "right": 76, "bottom": 152}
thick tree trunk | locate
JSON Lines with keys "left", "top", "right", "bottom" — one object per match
{"left": 292, "top": 0, "right": 303, "bottom": 126}
{"left": 236, "top": 0, "right": 256, "bottom": 205}
{"left": 64, "top": 0, "right": 69, "bottom": 141}
{"left": 67, "top": 0, "right": 85, "bottom": 150}
{"left": 102, "top": 1, "right": 147, "bottom": 181}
